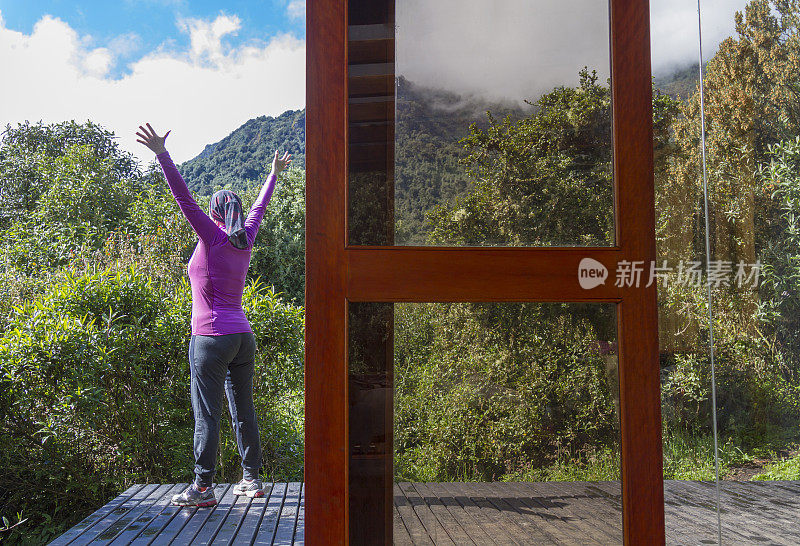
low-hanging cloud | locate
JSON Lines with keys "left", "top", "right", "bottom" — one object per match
{"left": 0, "top": 10, "right": 305, "bottom": 163}
{"left": 287, "top": 1, "right": 306, "bottom": 21}
{"left": 396, "top": 0, "right": 748, "bottom": 103}
{"left": 651, "top": 0, "right": 748, "bottom": 74}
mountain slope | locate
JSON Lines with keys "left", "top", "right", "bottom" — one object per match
{"left": 654, "top": 63, "right": 701, "bottom": 100}
{"left": 181, "top": 109, "right": 306, "bottom": 196}
{"left": 179, "top": 79, "right": 529, "bottom": 240}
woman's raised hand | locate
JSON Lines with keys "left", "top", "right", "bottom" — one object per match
{"left": 271, "top": 150, "right": 292, "bottom": 176}
{"left": 136, "top": 123, "right": 171, "bottom": 155}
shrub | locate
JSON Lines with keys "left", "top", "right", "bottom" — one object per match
{"left": 0, "top": 267, "right": 304, "bottom": 544}
{"left": 393, "top": 302, "right": 619, "bottom": 482}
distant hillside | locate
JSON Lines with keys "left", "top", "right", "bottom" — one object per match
{"left": 394, "top": 77, "right": 529, "bottom": 243}
{"left": 180, "top": 68, "right": 704, "bottom": 243}
{"left": 181, "top": 109, "right": 305, "bottom": 196}
{"left": 654, "top": 63, "right": 701, "bottom": 100}
{"left": 180, "top": 67, "right": 701, "bottom": 203}
{"left": 179, "top": 79, "right": 529, "bottom": 243}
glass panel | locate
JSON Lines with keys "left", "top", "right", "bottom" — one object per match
{"left": 651, "top": 0, "right": 723, "bottom": 542}
{"left": 348, "top": 0, "right": 614, "bottom": 246}
{"left": 651, "top": 0, "right": 715, "bottom": 538}
{"left": 695, "top": 0, "right": 800, "bottom": 543}
{"left": 348, "top": 302, "right": 622, "bottom": 544}
{"left": 647, "top": 0, "right": 794, "bottom": 542}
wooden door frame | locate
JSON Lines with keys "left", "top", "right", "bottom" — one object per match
{"left": 306, "top": 0, "right": 663, "bottom": 543}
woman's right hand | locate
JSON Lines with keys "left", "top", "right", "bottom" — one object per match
{"left": 271, "top": 150, "right": 292, "bottom": 176}
{"left": 136, "top": 123, "right": 171, "bottom": 155}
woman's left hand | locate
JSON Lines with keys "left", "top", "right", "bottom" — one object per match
{"left": 271, "top": 150, "right": 292, "bottom": 176}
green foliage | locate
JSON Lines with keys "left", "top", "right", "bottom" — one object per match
{"left": 426, "top": 69, "right": 614, "bottom": 247}
{"left": 660, "top": 282, "right": 800, "bottom": 444}
{"left": 0, "top": 120, "right": 139, "bottom": 223}
{"left": 34, "top": 144, "right": 139, "bottom": 227}
{"left": 758, "top": 136, "right": 800, "bottom": 353}
{"left": 662, "top": 432, "right": 723, "bottom": 481}
{"left": 180, "top": 110, "right": 306, "bottom": 196}
{"left": 0, "top": 123, "right": 160, "bottom": 279}
{"left": 504, "top": 446, "right": 620, "bottom": 482}
{"left": 754, "top": 448, "right": 800, "bottom": 480}
{"left": 242, "top": 168, "right": 306, "bottom": 305}
{"left": 0, "top": 267, "right": 191, "bottom": 543}
{"left": 0, "top": 267, "right": 304, "bottom": 543}
{"left": 392, "top": 302, "right": 619, "bottom": 482}
{"left": 393, "top": 77, "right": 528, "bottom": 244}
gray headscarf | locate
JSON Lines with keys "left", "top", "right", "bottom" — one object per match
{"left": 209, "top": 189, "right": 248, "bottom": 249}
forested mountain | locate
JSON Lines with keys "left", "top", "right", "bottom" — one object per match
{"left": 654, "top": 63, "right": 701, "bottom": 99}
{"left": 393, "top": 77, "right": 532, "bottom": 243}
{"left": 180, "top": 109, "right": 306, "bottom": 196}
{"left": 180, "top": 69, "right": 694, "bottom": 242}
{"left": 179, "top": 77, "right": 530, "bottom": 242}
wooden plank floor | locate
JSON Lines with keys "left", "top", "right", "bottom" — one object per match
{"left": 50, "top": 480, "right": 800, "bottom": 544}
{"left": 393, "top": 481, "right": 800, "bottom": 545}
{"left": 48, "top": 483, "right": 304, "bottom": 546}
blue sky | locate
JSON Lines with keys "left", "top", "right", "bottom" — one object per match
{"left": 0, "top": 0, "right": 305, "bottom": 78}
{"left": 0, "top": 0, "right": 746, "bottom": 164}
{"left": 0, "top": 1, "right": 306, "bottom": 163}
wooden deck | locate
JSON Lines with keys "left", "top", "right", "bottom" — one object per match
{"left": 48, "top": 482, "right": 304, "bottom": 546}
{"left": 49, "top": 480, "right": 800, "bottom": 545}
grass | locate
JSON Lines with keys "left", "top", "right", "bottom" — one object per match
{"left": 394, "top": 431, "right": 799, "bottom": 484}
{"left": 753, "top": 446, "right": 800, "bottom": 480}
{"left": 501, "top": 447, "right": 621, "bottom": 482}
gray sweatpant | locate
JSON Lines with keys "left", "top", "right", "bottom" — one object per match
{"left": 188, "top": 332, "right": 261, "bottom": 487}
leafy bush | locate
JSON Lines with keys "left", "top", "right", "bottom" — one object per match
{"left": 393, "top": 302, "right": 619, "bottom": 482}
{"left": 0, "top": 267, "right": 304, "bottom": 544}
{"left": 0, "top": 120, "right": 140, "bottom": 223}
{"left": 242, "top": 168, "right": 306, "bottom": 305}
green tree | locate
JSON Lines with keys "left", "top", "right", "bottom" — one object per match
{"left": 0, "top": 120, "right": 139, "bottom": 223}
{"left": 664, "top": 0, "right": 800, "bottom": 327}
{"left": 426, "top": 69, "right": 614, "bottom": 247}
{"left": 237, "top": 168, "right": 306, "bottom": 305}
{"left": 0, "top": 143, "right": 146, "bottom": 275}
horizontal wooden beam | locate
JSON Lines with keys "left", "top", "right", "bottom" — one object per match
{"left": 346, "top": 247, "right": 629, "bottom": 302}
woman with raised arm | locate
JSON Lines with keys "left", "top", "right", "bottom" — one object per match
{"left": 136, "top": 123, "right": 291, "bottom": 507}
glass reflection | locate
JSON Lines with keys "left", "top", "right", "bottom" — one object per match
{"left": 651, "top": 0, "right": 722, "bottom": 541}
{"left": 348, "top": 302, "right": 622, "bottom": 544}
{"left": 652, "top": 0, "right": 800, "bottom": 543}
{"left": 348, "top": 0, "right": 614, "bottom": 246}
{"left": 701, "top": 0, "right": 800, "bottom": 543}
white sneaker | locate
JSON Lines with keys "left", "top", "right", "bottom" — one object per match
{"left": 232, "top": 478, "right": 265, "bottom": 498}
{"left": 171, "top": 483, "right": 217, "bottom": 507}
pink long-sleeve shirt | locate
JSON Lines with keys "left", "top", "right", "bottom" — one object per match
{"left": 157, "top": 151, "right": 277, "bottom": 336}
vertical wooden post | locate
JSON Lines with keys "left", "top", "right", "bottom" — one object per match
{"left": 306, "top": 0, "right": 348, "bottom": 543}
{"left": 611, "top": 0, "right": 665, "bottom": 543}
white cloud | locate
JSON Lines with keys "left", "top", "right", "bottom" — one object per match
{"left": 650, "top": 0, "right": 748, "bottom": 75}
{"left": 108, "top": 32, "right": 141, "bottom": 58}
{"left": 396, "top": 0, "right": 749, "bottom": 102}
{"left": 287, "top": 0, "right": 305, "bottom": 21}
{"left": 397, "top": 0, "right": 611, "bottom": 103}
{"left": 178, "top": 13, "right": 241, "bottom": 66}
{"left": 82, "top": 48, "right": 113, "bottom": 77}
{"left": 0, "top": 11, "right": 305, "bottom": 164}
